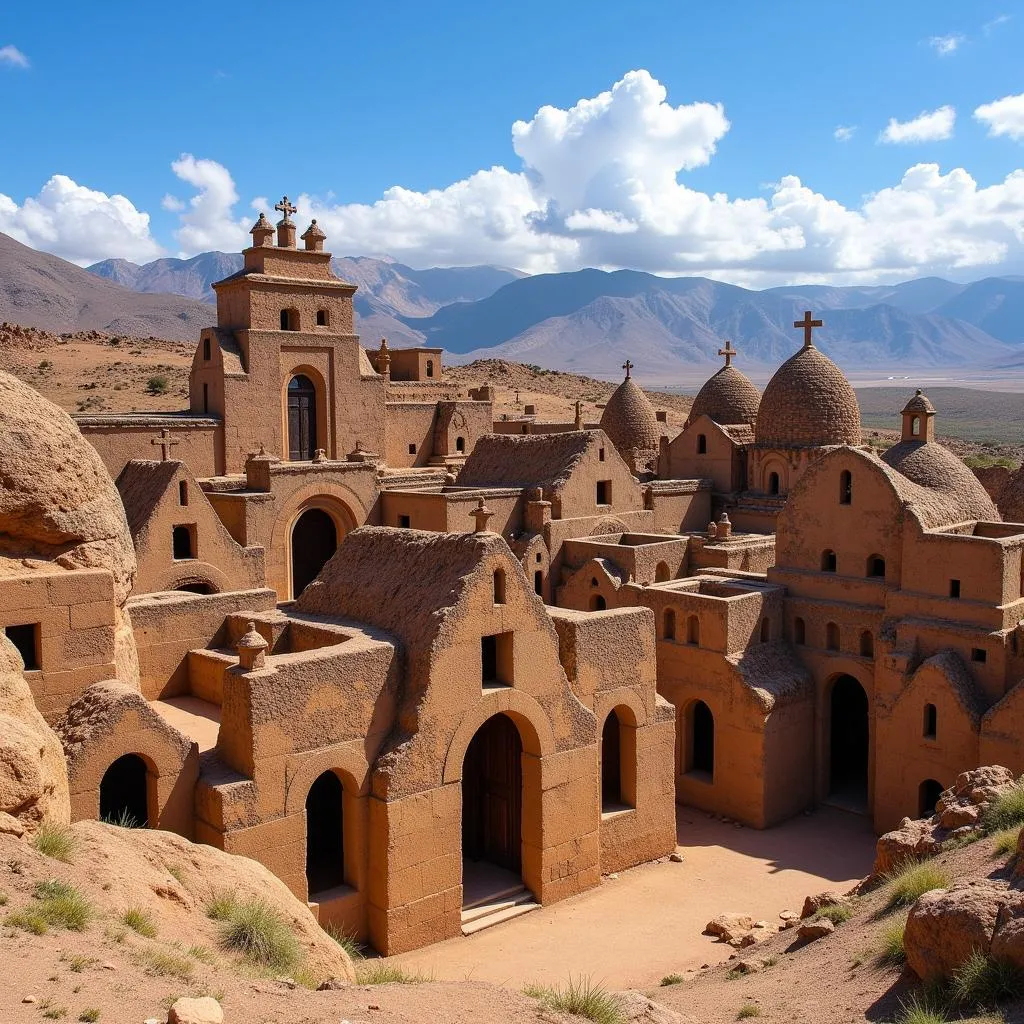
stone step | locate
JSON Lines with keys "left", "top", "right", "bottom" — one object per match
{"left": 461, "top": 881, "right": 526, "bottom": 913}
{"left": 461, "top": 895, "right": 540, "bottom": 936}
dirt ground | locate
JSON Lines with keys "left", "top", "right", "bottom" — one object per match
{"left": 392, "top": 806, "right": 876, "bottom": 990}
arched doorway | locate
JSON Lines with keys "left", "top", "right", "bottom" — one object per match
{"left": 829, "top": 674, "right": 869, "bottom": 810}
{"left": 919, "top": 778, "right": 944, "bottom": 818}
{"left": 688, "top": 701, "right": 714, "bottom": 779}
{"left": 291, "top": 507, "right": 337, "bottom": 598}
{"left": 462, "top": 714, "right": 522, "bottom": 877}
{"left": 601, "top": 710, "right": 622, "bottom": 810}
{"left": 287, "top": 374, "right": 318, "bottom": 461}
{"left": 99, "top": 754, "right": 150, "bottom": 827}
{"left": 305, "top": 770, "right": 345, "bottom": 895}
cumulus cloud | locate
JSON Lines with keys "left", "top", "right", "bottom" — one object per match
{"left": 0, "top": 45, "right": 29, "bottom": 69}
{"left": 0, "top": 175, "right": 162, "bottom": 265}
{"left": 975, "top": 92, "right": 1024, "bottom": 140}
{"left": 879, "top": 106, "right": 956, "bottom": 144}
{"left": 165, "top": 154, "right": 249, "bottom": 254}
{"left": 928, "top": 33, "right": 964, "bottom": 56}
{"left": 834, "top": 125, "right": 856, "bottom": 142}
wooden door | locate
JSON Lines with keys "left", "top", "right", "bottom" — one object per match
{"left": 287, "top": 376, "right": 317, "bottom": 461}
{"left": 462, "top": 714, "right": 522, "bottom": 873}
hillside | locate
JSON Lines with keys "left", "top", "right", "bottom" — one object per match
{"left": 0, "top": 233, "right": 214, "bottom": 341}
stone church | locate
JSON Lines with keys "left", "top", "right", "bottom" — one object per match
{"left": 4, "top": 197, "right": 1024, "bottom": 956}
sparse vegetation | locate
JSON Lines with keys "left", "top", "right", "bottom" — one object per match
{"left": 101, "top": 808, "right": 141, "bottom": 829}
{"left": 894, "top": 992, "right": 948, "bottom": 1024}
{"left": 524, "top": 976, "right": 625, "bottom": 1024}
{"left": 65, "top": 954, "right": 95, "bottom": 973}
{"left": 206, "top": 891, "right": 237, "bottom": 921}
{"left": 166, "top": 864, "right": 185, "bottom": 885}
{"left": 9, "top": 880, "right": 94, "bottom": 932}
{"left": 737, "top": 1005, "right": 761, "bottom": 1020}
{"left": 146, "top": 374, "right": 170, "bottom": 395}
{"left": 214, "top": 896, "right": 300, "bottom": 973}
{"left": 187, "top": 944, "right": 215, "bottom": 964}
{"left": 78, "top": 1010, "right": 101, "bottom": 1022}
{"left": 814, "top": 903, "right": 854, "bottom": 925}
{"left": 948, "top": 951, "right": 1024, "bottom": 1011}
{"left": 981, "top": 784, "right": 1024, "bottom": 834}
{"left": 32, "top": 824, "right": 75, "bottom": 862}
{"left": 135, "top": 946, "right": 194, "bottom": 981}
{"left": 884, "top": 861, "right": 950, "bottom": 911}
{"left": 120, "top": 906, "right": 157, "bottom": 938}
{"left": 660, "top": 973, "right": 685, "bottom": 986}
{"left": 877, "top": 916, "right": 907, "bottom": 966}
{"left": 354, "top": 961, "right": 427, "bottom": 985}
{"left": 324, "top": 920, "right": 365, "bottom": 962}
{"left": 991, "top": 826, "right": 1020, "bottom": 858}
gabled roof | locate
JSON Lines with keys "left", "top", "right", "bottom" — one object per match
{"left": 116, "top": 460, "right": 181, "bottom": 539}
{"left": 457, "top": 430, "right": 600, "bottom": 490}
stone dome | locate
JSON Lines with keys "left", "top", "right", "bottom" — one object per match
{"left": 882, "top": 440, "right": 999, "bottom": 522}
{"left": 600, "top": 374, "right": 661, "bottom": 453}
{"left": 755, "top": 345, "right": 861, "bottom": 447}
{"left": 688, "top": 365, "right": 761, "bottom": 427}
{"left": 903, "top": 389, "right": 936, "bottom": 415}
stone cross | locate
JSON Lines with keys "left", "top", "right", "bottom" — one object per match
{"left": 274, "top": 195, "right": 297, "bottom": 222}
{"left": 150, "top": 428, "right": 179, "bottom": 461}
{"left": 718, "top": 341, "right": 737, "bottom": 367}
{"left": 794, "top": 310, "right": 823, "bottom": 348}
{"left": 622, "top": 359, "right": 634, "bottom": 379}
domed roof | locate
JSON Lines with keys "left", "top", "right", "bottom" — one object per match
{"left": 755, "top": 344, "right": 861, "bottom": 447}
{"left": 600, "top": 371, "right": 661, "bottom": 453}
{"left": 688, "top": 365, "right": 761, "bottom": 427}
{"left": 882, "top": 440, "right": 999, "bottom": 522}
{"left": 903, "top": 389, "right": 936, "bottom": 415}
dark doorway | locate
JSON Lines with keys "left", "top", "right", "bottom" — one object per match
{"left": 462, "top": 714, "right": 522, "bottom": 874}
{"left": 291, "top": 507, "right": 337, "bottom": 598}
{"left": 99, "top": 754, "right": 149, "bottom": 827}
{"left": 601, "top": 711, "right": 622, "bottom": 809}
{"left": 287, "top": 374, "right": 317, "bottom": 461}
{"left": 689, "top": 701, "right": 714, "bottom": 778}
{"left": 919, "top": 778, "right": 944, "bottom": 818}
{"left": 829, "top": 674, "right": 869, "bottom": 810}
{"left": 305, "top": 770, "right": 345, "bottom": 894}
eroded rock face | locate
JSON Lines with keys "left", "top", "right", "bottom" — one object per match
{"left": 0, "top": 637, "right": 70, "bottom": 834}
{"left": 800, "top": 892, "right": 847, "bottom": 919}
{"left": 0, "top": 370, "right": 138, "bottom": 682}
{"left": 797, "top": 919, "right": 835, "bottom": 941}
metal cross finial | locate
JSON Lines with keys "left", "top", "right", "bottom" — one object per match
{"left": 718, "top": 340, "right": 737, "bottom": 367}
{"left": 150, "top": 427, "right": 179, "bottom": 462}
{"left": 623, "top": 359, "right": 634, "bottom": 379}
{"left": 794, "top": 310, "right": 823, "bottom": 348}
{"left": 274, "top": 195, "right": 297, "bottom": 223}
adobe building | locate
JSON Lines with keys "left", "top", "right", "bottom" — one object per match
{"left": 6, "top": 197, "right": 1024, "bottom": 958}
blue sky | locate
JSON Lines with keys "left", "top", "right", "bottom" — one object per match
{"left": 2, "top": 0, "right": 1024, "bottom": 285}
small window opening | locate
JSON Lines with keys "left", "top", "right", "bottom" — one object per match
{"left": 860, "top": 630, "right": 874, "bottom": 657}
{"left": 867, "top": 555, "right": 886, "bottom": 578}
{"left": 398, "top": 514, "right": 411, "bottom": 529}
{"left": 839, "top": 469, "right": 852, "bottom": 505}
{"left": 686, "top": 615, "right": 700, "bottom": 646}
{"left": 793, "top": 617, "right": 806, "bottom": 645}
{"left": 316, "top": 309, "right": 328, "bottom": 327}
{"left": 950, "top": 579, "right": 961, "bottom": 599}
{"left": 5, "top": 623, "right": 39, "bottom": 670}
{"left": 426, "top": 359, "right": 434, "bottom": 378}
{"left": 203, "top": 337, "right": 211, "bottom": 361}
{"left": 202, "top": 382, "right": 209, "bottom": 414}
{"left": 408, "top": 443, "right": 417, "bottom": 455}
{"left": 178, "top": 480, "right": 188, "bottom": 506}
{"left": 664, "top": 609, "right": 676, "bottom": 640}
{"left": 534, "top": 570, "right": 543, "bottom": 595}
{"left": 172, "top": 525, "right": 195, "bottom": 560}
{"left": 589, "top": 594, "right": 607, "bottom": 611}
{"left": 768, "top": 472, "right": 780, "bottom": 495}
{"left": 456, "top": 436, "right": 466, "bottom": 453}
{"left": 972, "top": 648, "right": 987, "bottom": 663}
{"left": 822, "top": 549, "right": 837, "bottom": 573}
{"left": 912, "top": 416, "right": 921, "bottom": 437}
{"left": 596, "top": 480, "right": 611, "bottom": 505}
{"left": 826, "top": 622, "right": 840, "bottom": 651}
{"left": 493, "top": 568, "right": 506, "bottom": 604}
{"left": 697, "top": 434, "right": 707, "bottom": 454}
{"left": 923, "top": 703, "right": 937, "bottom": 739}
{"left": 760, "top": 617, "right": 770, "bottom": 643}
{"left": 280, "top": 308, "right": 299, "bottom": 331}
{"left": 536, "top": 552, "right": 542, "bottom": 563}
{"left": 599, "top": 447, "right": 605, "bottom": 462}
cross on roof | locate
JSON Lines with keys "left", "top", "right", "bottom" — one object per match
{"left": 718, "top": 340, "right": 737, "bottom": 367}
{"left": 150, "top": 427, "right": 179, "bottom": 461}
{"left": 622, "top": 359, "right": 634, "bottom": 379}
{"left": 794, "top": 310, "right": 823, "bottom": 348}
{"left": 274, "top": 195, "right": 297, "bottom": 223}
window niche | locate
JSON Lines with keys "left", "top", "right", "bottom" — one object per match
{"left": 481, "top": 632, "right": 513, "bottom": 686}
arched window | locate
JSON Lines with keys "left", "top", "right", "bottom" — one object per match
{"left": 839, "top": 470, "right": 852, "bottom": 505}
{"left": 426, "top": 359, "right": 434, "bottom": 378}
{"left": 821, "top": 549, "right": 837, "bottom": 573}
{"left": 589, "top": 594, "right": 606, "bottom": 611}
{"left": 768, "top": 472, "right": 780, "bottom": 495}
{"left": 601, "top": 711, "right": 622, "bottom": 809}
{"left": 867, "top": 555, "right": 886, "bottom": 579}
{"left": 287, "top": 374, "right": 318, "bottom": 461}
{"left": 919, "top": 778, "right": 944, "bottom": 817}
{"left": 687, "top": 701, "right": 714, "bottom": 778}
{"left": 305, "top": 770, "right": 345, "bottom": 894}
{"left": 456, "top": 436, "right": 466, "bottom": 453}
{"left": 316, "top": 309, "right": 329, "bottom": 327}
{"left": 664, "top": 608, "right": 676, "bottom": 640}
{"left": 100, "top": 754, "right": 151, "bottom": 828}
{"left": 686, "top": 614, "right": 700, "bottom": 646}
{"left": 280, "top": 308, "right": 299, "bottom": 331}
{"left": 911, "top": 416, "right": 921, "bottom": 437}
{"left": 793, "top": 617, "right": 806, "bottom": 645}
{"left": 826, "top": 622, "right": 840, "bottom": 651}
{"left": 860, "top": 630, "right": 874, "bottom": 658}
{"left": 923, "top": 703, "right": 937, "bottom": 739}
{"left": 760, "top": 617, "right": 770, "bottom": 643}
{"left": 493, "top": 568, "right": 506, "bottom": 604}
{"left": 697, "top": 434, "right": 707, "bottom": 454}
{"left": 655, "top": 561, "right": 670, "bottom": 583}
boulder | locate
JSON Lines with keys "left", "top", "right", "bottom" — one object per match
{"left": 800, "top": 892, "right": 846, "bottom": 919}
{"left": 873, "top": 817, "right": 942, "bottom": 877}
{"left": 704, "top": 913, "right": 755, "bottom": 943}
{"left": 167, "top": 997, "right": 223, "bottom": 1024}
{"left": 904, "top": 882, "right": 1005, "bottom": 981}
{"left": 0, "top": 637, "right": 69, "bottom": 833}
{"left": 797, "top": 919, "right": 835, "bottom": 941}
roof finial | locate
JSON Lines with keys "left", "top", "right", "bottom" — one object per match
{"left": 718, "top": 340, "right": 737, "bottom": 368}
{"left": 274, "top": 195, "right": 297, "bottom": 223}
{"left": 622, "top": 359, "right": 634, "bottom": 379}
{"left": 470, "top": 496, "right": 495, "bottom": 534}
{"left": 574, "top": 400, "right": 583, "bottom": 430}
{"left": 794, "top": 310, "right": 823, "bottom": 349}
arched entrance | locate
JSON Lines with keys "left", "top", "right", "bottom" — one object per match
{"left": 305, "top": 770, "right": 345, "bottom": 895}
{"left": 462, "top": 714, "right": 522, "bottom": 876}
{"left": 829, "top": 674, "right": 869, "bottom": 810}
{"left": 287, "top": 374, "right": 318, "bottom": 461}
{"left": 601, "top": 710, "right": 622, "bottom": 809}
{"left": 688, "top": 700, "right": 714, "bottom": 778}
{"left": 919, "top": 778, "right": 944, "bottom": 818}
{"left": 99, "top": 754, "right": 150, "bottom": 827}
{"left": 291, "top": 507, "right": 338, "bottom": 598}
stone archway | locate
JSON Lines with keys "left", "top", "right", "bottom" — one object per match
{"left": 829, "top": 674, "right": 869, "bottom": 810}
{"left": 99, "top": 753, "right": 151, "bottom": 828}
{"left": 919, "top": 778, "right": 944, "bottom": 818}
{"left": 291, "top": 507, "right": 338, "bottom": 598}
{"left": 305, "top": 770, "right": 345, "bottom": 896}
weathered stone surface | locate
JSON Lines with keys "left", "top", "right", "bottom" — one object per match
{"left": 617, "top": 991, "right": 699, "bottom": 1024}
{"left": 704, "top": 913, "right": 755, "bottom": 943}
{"left": 167, "top": 996, "right": 223, "bottom": 1024}
{"left": 904, "top": 882, "right": 1003, "bottom": 981}
{"left": 800, "top": 892, "right": 846, "bottom": 919}
{"left": 797, "top": 919, "right": 835, "bottom": 941}
{"left": 317, "top": 977, "right": 351, "bottom": 991}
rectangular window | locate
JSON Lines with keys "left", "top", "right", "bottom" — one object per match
{"left": 178, "top": 480, "right": 188, "bottom": 506}
{"left": 599, "top": 448, "right": 605, "bottom": 462}
{"left": 172, "top": 525, "right": 195, "bottom": 560}
{"left": 596, "top": 480, "right": 611, "bottom": 505}
{"left": 972, "top": 648, "right": 987, "bottom": 663}
{"left": 4, "top": 623, "right": 39, "bottom": 671}
{"left": 534, "top": 570, "right": 543, "bottom": 595}
{"left": 408, "top": 443, "right": 417, "bottom": 455}
{"left": 481, "top": 632, "right": 513, "bottom": 686}
{"left": 950, "top": 579, "right": 961, "bottom": 599}
{"left": 202, "top": 382, "right": 209, "bottom": 414}
{"left": 398, "top": 514, "right": 411, "bottom": 529}
{"left": 203, "top": 337, "right": 211, "bottom": 361}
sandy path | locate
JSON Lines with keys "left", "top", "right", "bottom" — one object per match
{"left": 391, "top": 806, "right": 876, "bottom": 990}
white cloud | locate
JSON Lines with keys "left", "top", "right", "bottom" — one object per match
{"left": 834, "top": 125, "right": 856, "bottom": 142}
{"left": 167, "top": 154, "right": 249, "bottom": 255}
{"left": 975, "top": 92, "right": 1024, "bottom": 141}
{"left": 0, "top": 175, "right": 161, "bottom": 265}
{"left": 0, "top": 45, "right": 29, "bottom": 69}
{"left": 161, "top": 194, "right": 185, "bottom": 212}
{"left": 879, "top": 106, "right": 956, "bottom": 144}
{"left": 984, "top": 14, "right": 1011, "bottom": 33}
{"left": 928, "top": 33, "right": 964, "bottom": 56}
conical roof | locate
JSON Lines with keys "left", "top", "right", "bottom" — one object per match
{"left": 688, "top": 365, "right": 760, "bottom": 427}
{"left": 600, "top": 374, "right": 661, "bottom": 453}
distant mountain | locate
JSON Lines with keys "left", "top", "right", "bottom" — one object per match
{"left": 88, "top": 252, "right": 243, "bottom": 302}
{"left": 0, "top": 232, "right": 214, "bottom": 340}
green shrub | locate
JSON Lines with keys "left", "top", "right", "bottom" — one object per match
{"left": 981, "top": 784, "right": 1024, "bottom": 833}
{"left": 737, "top": 1006, "right": 761, "bottom": 1019}
{"left": 33, "top": 880, "right": 92, "bottom": 931}
{"left": 877, "top": 916, "right": 907, "bottom": 966}
{"left": 101, "top": 808, "right": 141, "bottom": 829}
{"left": 136, "top": 946, "right": 193, "bottom": 980}
{"left": 120, "top": 907, "right": 156, "bottom": 938}
{"left": 895, "top": 992, "right": 947, "bottom": 1024}
{"left": 187, "top": 944, "right": 215, "bottom": 964}
{"left": 216, "top": 897, "right": 299, "bottom": 973}
{"left": 32, "top": 824, "right": 75, "bottom": 862}
{"left": 524, "top": 977, "right": 624, "bottom": 1024}
{"left": 355, "top": 961, "right": 427, "bottom": 985}
{"left": 146, "top": 375, "right": 170, "bottom": 395}
{"left": 206, "top": 891, "right": 237, "bottom": 921}
{"left": 884, "top": 862, "right": 950, "bottom": 911}
{"left": 323, "top": 920, "right": 365, "bottom": 961}
{"left": 660, "top": 974, "right": 685, "bottom": 986}
{"left": 992, "top": 826, "right": 1020, "bottom": 858}
{"left": 78, "top": 1010, "right": 100, "bottom": 1022}
{"left": 5, "top": 907, "right": 48, "bottom": 933}
{"left": 949, "top": 951, "right": 1024, "bottom": 1010}
{"left": 814, "top": 903, "right": 853, "bottom": 925}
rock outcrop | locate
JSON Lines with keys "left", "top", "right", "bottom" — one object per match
{"left": 0, "top": 635, "right": 70, "bottom": 835}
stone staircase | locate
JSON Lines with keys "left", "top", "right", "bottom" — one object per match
{"left": 460, "top": 882, "right": 539, "bottom": 936}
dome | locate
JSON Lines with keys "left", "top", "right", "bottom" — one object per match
{"left": 755, "top": 345, "right": 861, "bottom": 447}
{"left": 600, "top": 374, "right": 661, "bottom": 453}
{"left": 903, "top": 389, "right": 935, "bottom": 415}
{"left": 882, "top": 440, "right": 999, "bottom": 522}
{"left": 688, "top": 365, "right": 761, "bottom": 427}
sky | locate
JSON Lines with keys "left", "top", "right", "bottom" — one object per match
{"left": 2, "top": 0, "right": 1024, "bottom": 286}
